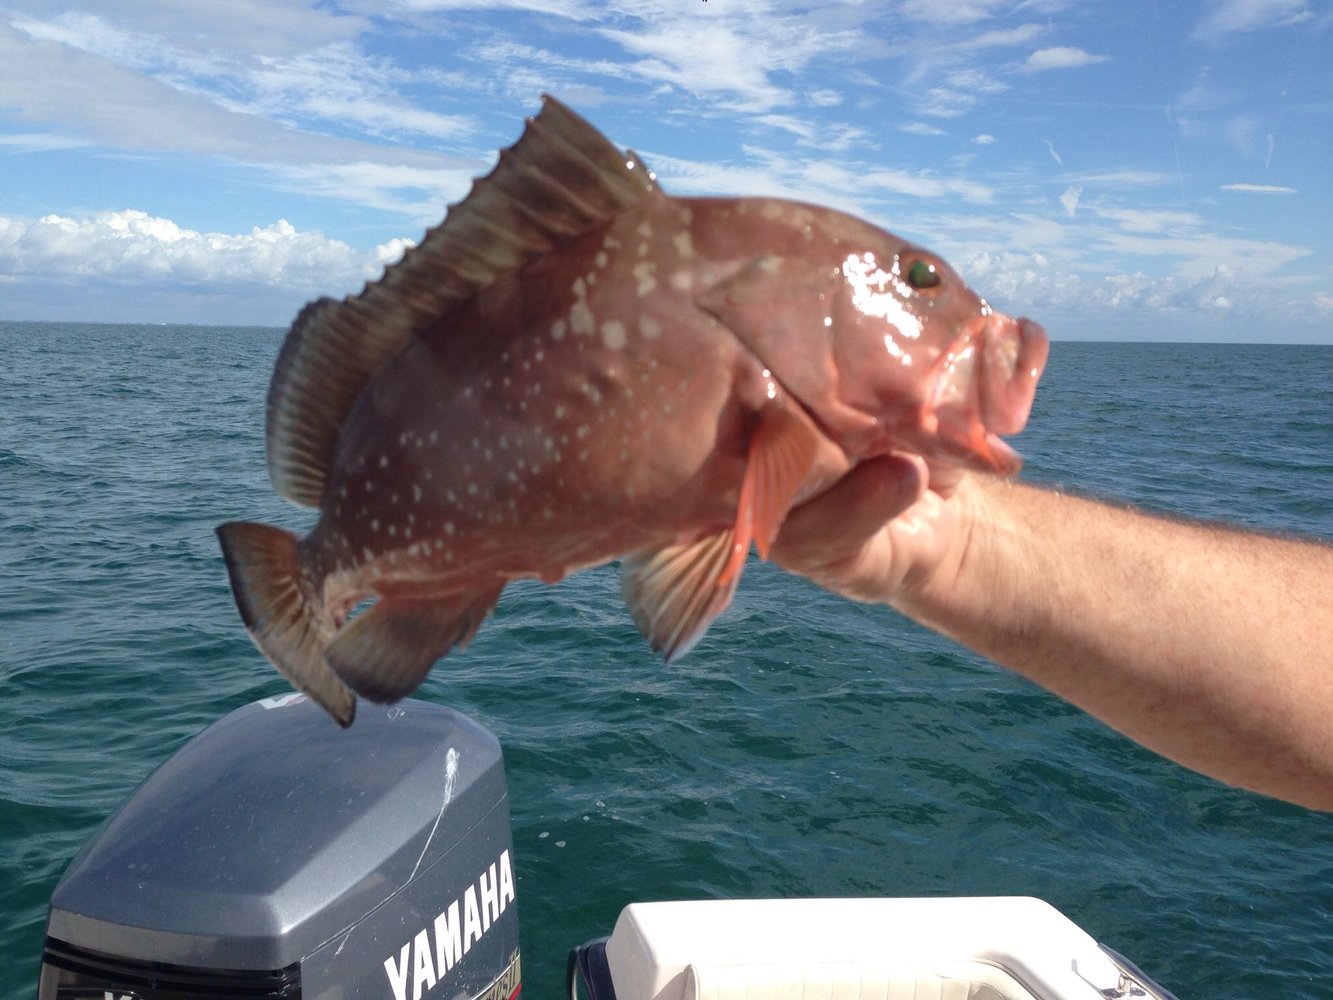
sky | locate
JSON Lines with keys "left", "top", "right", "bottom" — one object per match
{"left": 1, "top": 0, "right": 1330, "bottom": 342}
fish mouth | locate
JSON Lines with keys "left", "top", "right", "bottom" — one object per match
{"left": 924, "top": 312, "right": 1048, "bottom": 474}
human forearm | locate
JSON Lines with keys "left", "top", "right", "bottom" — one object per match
{"left": 897, "top": 477, "right": 1333, "bottom": 808}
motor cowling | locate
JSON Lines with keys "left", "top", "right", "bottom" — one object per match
{"left": 38, "top": 695, "right": 520, "bottom": 1000}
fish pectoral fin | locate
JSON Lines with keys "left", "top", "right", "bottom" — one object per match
{"left": 622, "top": 531, "right": 744, "bottom": 664}
{"left": 739, "top": 405, "right": 820, "bottom": 563}
{"left": 324, "top": 587, "right": 503, "bottom": 704}
{"left": 216, "top": 522, "right": 356, "bottom": 727}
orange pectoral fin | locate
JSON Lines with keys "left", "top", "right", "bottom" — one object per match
{"left": 729, "top": 404, "right": 819, "bottom": 575}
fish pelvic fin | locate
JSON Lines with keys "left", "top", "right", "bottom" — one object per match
{"left": 621, "top": 405, "right": 818, "bottom": 662}
{"left": 622, "top": 531, "right": 745, "bottom": 664}
{"left": 267, "top": 95, "right": 661, "bottom": 507}
{"left": 215, "top": 522, "right": 356, "bottom": 727}
{"left": 325, "top": 586, "right": 504, "bottom": 704}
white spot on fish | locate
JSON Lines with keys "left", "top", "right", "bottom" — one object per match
{"left": 633, "top": 261, "right": 657, "bottom": 297}
{"left": 570, "top": 299, "right": 595, "bottom": 335}
{"left": 370, "top": 518, "right": 381, "bottom": 532}
{"left": 576, "top": 425, "right": 591, "bottom": 439}
{"left": 601, "top": 320, "right": 627, "bottom": 350}
{"left": 445, "top": 521, "right": 456, "bottom": 534}
{"left": 637, "top": 221, "right": 653, "bottom": 238}
{"left": 638, "top": 315, "right": 662, "bottom": 339}
{"left": 670, "top": 271, "right": 692, "bottom": 292}
{"left": 413, "top": 484, "right": 422, "bottom": 503}
{"left": 379, "top": 454, "right": 389, "bottom": 469}
{"left": 551, "top": 319, "right": 567, "bottom": 340}
{"left": 595, "top": 251, "right": 608, "bottom": 268}
{"left": 673, "top": 231, "right": 694, "bottom": 259}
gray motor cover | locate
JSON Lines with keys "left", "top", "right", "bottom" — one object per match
{"left": 41, "top": 695, "right": 520, "bottom": 1000}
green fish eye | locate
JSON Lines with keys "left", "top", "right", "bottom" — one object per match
{"left": 906, "top": 259, "right": 942, "bottom": 291}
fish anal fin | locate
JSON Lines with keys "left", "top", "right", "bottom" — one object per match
{"left": 739, "top": 405, "right": 820, "bottom": 564}
{"left": 266, "top": 96, "right": 660, "bottom": 507}
{"left": 216, "top": 521, "right": 355, "bottom": 727}
{"left": 325, "top": 587, "right": 503, "bottom": 704}
{"left": 622, "top": 531, "right": 743, "bottom": 664}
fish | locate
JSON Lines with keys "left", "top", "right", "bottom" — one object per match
{"left": 216, "top": 95, "right": 1048, "bottom": 727}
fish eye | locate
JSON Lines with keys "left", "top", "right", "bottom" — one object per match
{"left": 905, "top": 259, "right": 942, "bottom": 291}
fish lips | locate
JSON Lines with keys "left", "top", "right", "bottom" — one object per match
{"left": 924, "top": 313, "right": 1049, "bottom": 475}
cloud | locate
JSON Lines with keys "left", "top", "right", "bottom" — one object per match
{"left": 1044, "top": 139, "right": 1063, "bottom": 166}
{"left": 1090, "top": 207, "right": 1205, "bottom": 233}
{"left": 1194, "top": 0, "right": 1315, "bottom": 46}
{"left": 1021, "top": 46, "right": 1109, "bottom": 72}
{"left": 900, "top": 122, "right": 948, "bottom": 136}
{"left": 963, "top": 24, "right": 1046, "bottom": 49}
{"left": 1220, "top": 183, "right": 1299, "bottom": 194}
{"left": 897, "top": 0, "right": 1013, "bottom": 26}
{"left": 595, "top": 7, "right": 861, "bottom": 113}
{"left": 972, "top": 133, "right": 997, "bottom": 145}
{"left": 0, "top": 21, "right": 476, "bottom": 218}
{"left": 916, "top": 68, "right": 1009, "bottom": 118}
{"left": 0, "top": 209, "right": 396, "bottom": 293}
{"left": 9, "top": 12, "right": 474, "bottom": 143}
{"left": 1059, "top": 185, "right": 1082, "bottom": 218}
{"left": 644, "top": 146, "right": 994, "bottom": 215}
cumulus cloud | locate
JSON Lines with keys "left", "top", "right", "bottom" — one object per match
{"left": 0, "top": 209, "right": 397, "bottom": 292}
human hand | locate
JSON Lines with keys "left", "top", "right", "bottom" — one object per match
{"left": 770, "top": 454, "right": 967, "bottom": 606}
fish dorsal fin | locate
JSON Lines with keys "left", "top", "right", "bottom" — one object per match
{"left": 266, "top": 95, "right": 661, "bottom": 506}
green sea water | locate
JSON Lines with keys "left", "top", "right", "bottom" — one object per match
{"left": 2, "top": 322, "right": 1331, "bottom": 997}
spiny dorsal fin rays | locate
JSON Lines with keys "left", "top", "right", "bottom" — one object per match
{"left": 265, "top": 95, "right": 661, "bottom": 507}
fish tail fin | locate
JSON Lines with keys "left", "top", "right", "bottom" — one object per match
{"left": 215, "top": 521, "right": 356, "bottom": 727}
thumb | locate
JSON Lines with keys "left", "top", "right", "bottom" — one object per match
{"left": 771, "top": 454, "right": 927, "bottom": 575}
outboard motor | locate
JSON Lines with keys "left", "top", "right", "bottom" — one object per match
{"left": 38, "top": 695, "right": 520, "bottom": 1000}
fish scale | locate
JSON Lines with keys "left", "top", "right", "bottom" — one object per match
{"left": 217, "top": 95, "right": 1048, "bottom": 726}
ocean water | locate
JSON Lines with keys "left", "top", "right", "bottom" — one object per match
{"left": 2, "top": 320, "right": 1331, "bottom": 999}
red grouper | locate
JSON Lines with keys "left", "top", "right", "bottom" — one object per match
{"left": 217, "top": 96, "right": 1049, "bottom": 726}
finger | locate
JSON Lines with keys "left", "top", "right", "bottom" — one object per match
{"left": 771, "top": 454, "right": 926, "bottom": 570}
